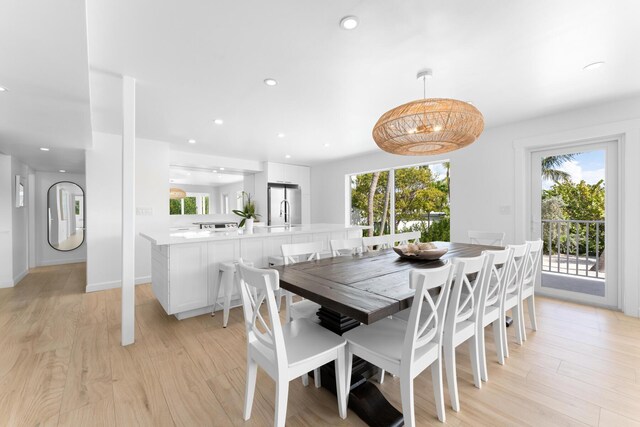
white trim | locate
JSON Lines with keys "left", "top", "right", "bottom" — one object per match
{"left": 12, "top": 269, "right": 28, "bottom": 286}
{"left": 513, "top": 118, "right": 640, "bottom": 317}
{"left": 86, "top": 276, "right": 150, "bottom": 293}
{"left": 37, "top": 258, "right": 86, "bottom": 266}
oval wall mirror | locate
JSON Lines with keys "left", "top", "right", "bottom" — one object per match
{"left": 47, "top": 181, "right": 85, "bottom": 251}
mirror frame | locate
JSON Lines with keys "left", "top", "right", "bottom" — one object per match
{"left": 47, "top": 181, "right": 85, "bottom": 252}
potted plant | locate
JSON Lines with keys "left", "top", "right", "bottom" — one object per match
{"left": 233, "top": 191, "right": 260, "bottom": 232}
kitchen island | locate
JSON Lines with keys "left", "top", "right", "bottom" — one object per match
{"left": 140, "top": 224, "right": 367, "bottom": 319}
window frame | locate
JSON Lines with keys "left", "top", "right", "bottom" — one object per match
{"left": 346, "top": 160, "right": 449, "bottom": 234}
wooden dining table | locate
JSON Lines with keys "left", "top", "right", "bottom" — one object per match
{"left": 273, "top": 241, "right": 499, "bottom": 427}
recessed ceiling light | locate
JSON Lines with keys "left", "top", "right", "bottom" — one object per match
{"left": 188, "top": 139, "right": 196, "bottom": 144}
{"left": 219, "top": 167, "right": 225, "bottom": 170}
{"left": 0, "top": 86, "right": 7, "bottom": 92}
{"left": 324, "top": 143, "right": 330, "bottom": 147}
{"left": 214, "top": 119, "right": 224, "bottom": 125}
{"left": 285, "top": 154, "right": 291, "bottom": 159}
{"left": 59, "top": 170, "right": 66, "bottom": 173}
{"left": 340, "top": 16, "right": 359, "bottom": 30}
{"left": 583, "top": 61, "right": 605, "bottom": 71}
{"left": 264, "top": 78, "right": 278, "bottom": 86}
{"left": 40, "top": 147, "right": 50, "bottom": 151}
{"left": 187, "top": 172, "right": 191, "bottom": 176}
{"left": 212, "top": 170, "right": 218, "bottom": 173}
{"left": 277, "top": 133, "right": 285, "bottom": 138}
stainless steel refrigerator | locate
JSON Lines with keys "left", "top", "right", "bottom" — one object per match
{"left": 267, "top": 184, "right": 301, "bottom": 226}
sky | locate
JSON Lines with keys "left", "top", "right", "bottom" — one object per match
{"left": 542, "top": 150, "right": 605, "bottom": 190}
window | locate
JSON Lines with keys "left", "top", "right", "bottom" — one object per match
{"left": 169, "top": 192, "right": 210, "bottom": 215}
{"left": 349, "top": 162, "right": 450, "bottom": 241}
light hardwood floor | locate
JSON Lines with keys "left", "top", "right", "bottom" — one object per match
{"left": 1, "top": 262, "right": 640, "bottom": 426}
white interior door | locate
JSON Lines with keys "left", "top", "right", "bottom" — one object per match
{"left": 530, "top": 141, "right": 618, "bottom": 308}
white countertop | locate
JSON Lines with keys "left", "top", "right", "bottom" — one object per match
{"left": 140, "top": 223, "right": 370, "bottom": 245}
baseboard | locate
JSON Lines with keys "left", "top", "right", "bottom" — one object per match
{"left": 38, "top": 258, "right": 86, "bottom": 267}
{"left": 12, "top": 269, "right": 28, "bottom": 286}
{"left": 0, "top": 279, "right": 14, "bottom": 288}
{"left": 86, "top": 276, "right": 151, "bottom": 293}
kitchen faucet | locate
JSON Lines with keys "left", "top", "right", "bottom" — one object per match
{"left": 279, "top": 199, "right": 291, "bottom": 226}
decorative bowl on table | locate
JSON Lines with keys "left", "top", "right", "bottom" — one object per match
{"left": 393, "top": 242, "right": 448, "bottom": 261}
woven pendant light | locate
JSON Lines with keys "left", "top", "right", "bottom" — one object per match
{"left": 372, "top": 70, "right": 484, "bottom": 156}
{"left": 169, "top": 187, "right": 186, "bottom": 200}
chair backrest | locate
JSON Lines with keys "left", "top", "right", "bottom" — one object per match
{"left": 281, "top": 241, "right": 324, "bottom": 265}
{"left": 236, "top": 262, "right": 287, "bottom": 371}
{"left": 444, "top": 255, "right": 487, "bottom": 336}
{"left": 363, "top": 234, "right": 394, "bottom": 251}
{"left": 480, "top": 248, "right": 514, "bottom": 310}
{"left": 468, "top": 230, "right": 506, "bottom": 246}
{"left": 522, "top": 239, "right": 543, "bottom": 287}
{"left": 330, "top": 238, "right": 364, "bottom": 257}
{"left": 504, "top": 243, "right": 530, "bottom": 296}
{"left": 392, "top": 231, "right": 421, "bottom": 246}
{"left": 402, "top": 264, "right": 454, "bottom": 364}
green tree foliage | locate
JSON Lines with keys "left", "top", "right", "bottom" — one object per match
{"left": 542, "top": 154, "right": 576, "bottom": 182}
{"left": 542, "top": 179, "right": 605, "bottom": 255}
{"left": 169, "top": 199, "right": 181, "bottom": 215}
{"left": 543, "top": 180, "right": 604, "bottom": 221}
{"left": 350, "top": 165, "right": 449, "bottom": 241}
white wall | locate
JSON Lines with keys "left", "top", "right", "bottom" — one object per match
{"left": 35, "top": 172, "right": 86, "bottom": 266}
{"left": 0, "top": 154, "right": 13, "bottom": 287}
{"left": 311, "top": 96, "right": 640, "bottom": 316}
{"left": 11, "top": 157, "right": 29, "bottom": 283}
{"left": 86, "top": 132, "right": 170, "bottom": 291}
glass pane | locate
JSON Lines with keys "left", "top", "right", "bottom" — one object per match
{"left": 204, "top": 196, "right": 210, "bottom": 214}
{"left": 183, "top": 197, "right": 197, "bottom": 215}
{"left": 47, "top": 182, "right": 85, "bottom": 251}
{"left": 540, "top": 149, "right": 606, "bottom": 296}
{"left": 350, "top": 170, "right": 391, "bottom": 236}
{"left": 169, "top": 199, "right": 182, "bottom": 215}
{"left": 394, "top": 163, "right": 450, "bottom": 242}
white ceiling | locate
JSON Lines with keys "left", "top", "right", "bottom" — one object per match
{"left": 0, "top": 0, "right": 91, "bottom": 173}
{"left": 86, "top": 0, "right": 640, "bottom": 165}
{"left": 4, "top": 0, "right": 640, "bottom": 171}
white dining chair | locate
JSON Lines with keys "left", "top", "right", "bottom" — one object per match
{"left": 442, "top": 255, "right": 486, "bottom": 412}
{"left": 330, "top": 238, "right": 365, "bottom": 256}
{"left": 468, "top": 230, "right": 506, "bottom": 246}
{"left": 281, "top": 241, "right": 324, "bottom": 323}
{"left": 281, "top": 241, "right": 324, "bottom": 387}
{"left": 477, "top": 248, "right": 514, "bottom": 381}
{"left": 344, "top": 264, "right": 454, "bottom": 425}
{"left": 519, "top": 239, "right": 543, "bottom": 340}
{"left": 392, "top": 231, "right": 421, "bottom": 245}
{"left": 362, "top": 234, "right": 394, "bottom": 251}
{"left": 236, "top": 262, "right": 348, "bottom": 427}
{"left": 502, "top": 243, "right": 530, "bottom": 356}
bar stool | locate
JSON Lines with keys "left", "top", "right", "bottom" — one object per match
{"left": 212, "top": 260, "right": 253, "bottom": 327}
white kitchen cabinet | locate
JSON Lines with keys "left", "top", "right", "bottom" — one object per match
{"left": 168, "top": 243, "right": 209, "bottom": 314}
{"left": 144, "top": 225, "right": 368, "bottom": 320}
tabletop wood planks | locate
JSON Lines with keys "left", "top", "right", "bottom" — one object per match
{"left": 273, "top": 241, "right": 499, "bottom": 324}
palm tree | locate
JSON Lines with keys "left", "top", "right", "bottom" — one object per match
{"left": 542, "top": 154, "right": 576, "bottom": 182}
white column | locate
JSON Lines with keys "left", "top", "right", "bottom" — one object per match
{"left": 121, "top": 76, "right": 136, "bottom": 346}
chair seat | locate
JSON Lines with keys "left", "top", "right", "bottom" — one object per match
{"left": 290, "top": 299, "right": 321, "bottom": 321}
{"left": 504, "top": 292, "right": 519, "bottom": 310}
{"left": 283, "top": 319, "right": 345, "bottom": 368}
{"left": 343, "top": 317, "right": 438, "bottom": 365}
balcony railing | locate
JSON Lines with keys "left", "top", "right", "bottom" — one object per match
{"left": 541, "top": 219, "right": 605, "bottom": 279}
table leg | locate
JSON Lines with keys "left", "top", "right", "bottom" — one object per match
{"left": 315, "top": 307, "right": 403, "bottom": 427}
